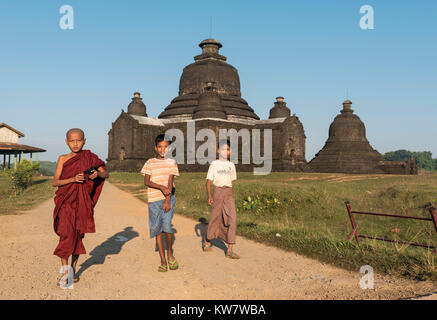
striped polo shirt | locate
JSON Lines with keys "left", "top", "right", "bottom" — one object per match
{"left": 140, "top": 158, "right": 179, "bottom": 203}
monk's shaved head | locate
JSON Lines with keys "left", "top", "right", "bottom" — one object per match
{"left": 66, "top": 128, "right": 85, "bottom": 140}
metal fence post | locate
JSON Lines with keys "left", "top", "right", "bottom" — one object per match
{"left": 428, "top": 207, "right": 437, "bottom": 254}
{"left": 345, "top": 201, "right": 360, "bottom": 243}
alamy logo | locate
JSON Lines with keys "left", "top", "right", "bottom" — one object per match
{"left": 165, "top": 121, "right": 272, "bottom": 175}
{"left": 360, "top": 5, "right": 375, "bottom": 30}
{"left": 359, "top": 265, "right": 374, "bottom": 289}
{"left": 59, "top": 265, "right": 74, "bottom": 289}
{"left": 59, "top": 5, "right": 74, "bottom": 30}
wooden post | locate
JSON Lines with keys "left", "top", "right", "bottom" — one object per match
{"left": 8, "top": 154, "right": 11, "bottom": 169}
{"left": 19, "top": 152, "right": 22, "bottom": 163}
{"left": 14, "top": 153, "right": 17, "bottom": 169}
{"left": 2, "top": 154, "right": 5, "bottom": 170}
{"left": 30, "top": 152, "right": 33, "bottom": 163}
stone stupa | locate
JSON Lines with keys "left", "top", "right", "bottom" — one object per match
{"left": 158, "top": 38, "right": 259, "bottom": 121}
{"left": 106, "top": 39, "right": 415, "bottom": 174}
{"left": 308, "top": 100, "right": 417, "bottom": 174}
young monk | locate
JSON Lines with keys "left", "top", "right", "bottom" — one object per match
{"left": 52, "top": 128, "right": 109, "bottom": 286}
{"left": 203, "top": 139, "right": 240, "bottom": 259}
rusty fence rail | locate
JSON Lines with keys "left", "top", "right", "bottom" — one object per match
{"left": 345, "top": 201, "right": 437, "bottom": 253}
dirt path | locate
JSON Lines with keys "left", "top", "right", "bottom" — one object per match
{"left": 0, "top": 182, "right": 436, "bottom": 300}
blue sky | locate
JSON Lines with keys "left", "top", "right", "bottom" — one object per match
{"left": 1, "top": 0, "right": 436, "bottom": 162}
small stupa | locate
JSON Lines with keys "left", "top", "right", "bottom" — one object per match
{"left": 127, "top": 92, "right": 147, "bottom": 117}
{"left": 309, "top": 100, "right": 391, "bottom": 173}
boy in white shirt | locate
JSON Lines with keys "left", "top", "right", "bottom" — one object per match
{"left": 204, "top": 139, "right": 240, "bottom": 259}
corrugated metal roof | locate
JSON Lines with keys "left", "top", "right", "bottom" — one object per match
{"left": 0, "top": 143, "right": 46, "bottom": 153}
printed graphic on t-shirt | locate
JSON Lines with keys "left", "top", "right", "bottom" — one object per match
{"left": 206, "top": 160, "right": 237, "bottom": 187}
{"left": 217, "top": 168, "right": 232, "bottom": 174}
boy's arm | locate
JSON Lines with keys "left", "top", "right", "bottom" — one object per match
{"left": 163, "top": 174, "right": 174, "bottom": 212}
{"left": 52, "top": 155, "right": 84, "bottom": 187}
{"left": 206, "top": 162, "right": 214, "bottom": 205}
{"left": 167, "top": 174, "right": 175, "bottom": 192}
{"left": 206, "top": 179, "right": 213, "bottom": 206}
{"left": 231, "top": 163, "right": 237, "bottom": 181}
{"left": 144, "top": 174, "right": 171, "bottom": 196}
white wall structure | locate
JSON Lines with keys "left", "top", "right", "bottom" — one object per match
{"left": 0, "top": 126, "right": 22, "bottom": 143}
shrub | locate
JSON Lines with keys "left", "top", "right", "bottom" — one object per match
{"left": 8, "top": 159, "right": 40, "bottom": 194}
{"left": 238, "top": 192, "right": 284, "bottom": 214}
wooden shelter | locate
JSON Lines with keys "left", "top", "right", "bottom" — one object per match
{"left": 0, "top": 123, "right": 46, "bottom": 169}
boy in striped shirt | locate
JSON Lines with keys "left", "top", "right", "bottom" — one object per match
{"left": 141, "top": 134, "right": 179, "bottom": 272}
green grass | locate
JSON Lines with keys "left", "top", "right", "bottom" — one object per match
{"left": 0, "top": 171, "right": 55, "bottom": 214}
{"left": 109, "top": 171, "right": 437, "bottom": 281}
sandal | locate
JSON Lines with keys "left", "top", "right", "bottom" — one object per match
{"left": 158, "top": 264, "right": 168, "bottom": 272}
{"left": 168, "top": 258, "right": 179, "bottom": 270}
{"left": 226, "top": 251, "right": 240, "bottom": 259}
{"left": 72, "top": 268, "right": 80, "bottom": 283}
{"left": 203, "top": 242, "right": 213, "bottom": 252}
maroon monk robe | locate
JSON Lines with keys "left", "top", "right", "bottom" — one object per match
{"left": 53, "top": 150, "right": 106, "bottom": 259}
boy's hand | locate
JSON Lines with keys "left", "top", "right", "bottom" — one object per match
{"left": 161, "top": 187, "right": 171, "bottom": 196}
{"left": 89, "top": 170, "right": 98, "bottom": 180}
{"left": 163, "top": 197, "right": 171, "bottom": 212}
{"left": 207, "top": 196, "right": 213, "bottom": 206}
{"left": 73, "top": 173, "right": 85, "bottom": 183}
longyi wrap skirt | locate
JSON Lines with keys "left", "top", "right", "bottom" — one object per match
{"left": 206, "top": 186, "right": 237, "bottom": 244}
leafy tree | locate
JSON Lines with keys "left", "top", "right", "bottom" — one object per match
{"left": 383, "top": 150, "right": 412, "bottom": 162}
{"left": 383, "top": 150, "right": 436, "bottom": 171}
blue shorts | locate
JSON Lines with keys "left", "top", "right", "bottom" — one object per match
{"left": 147, "top": 195, "right": 176, "bottom": 238}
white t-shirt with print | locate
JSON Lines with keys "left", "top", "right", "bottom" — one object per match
{"left": 206, "top": 159, "right": 237, "bottom": 187}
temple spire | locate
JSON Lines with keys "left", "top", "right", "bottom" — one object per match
{"left": 269, "top": 96, "right": 291, "bottom": 119}
{"left": 341, "top": 99, "right": 354, "bottom": 113}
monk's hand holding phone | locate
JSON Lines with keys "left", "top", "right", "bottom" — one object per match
{"left": 207, "top": 196, "right": 213, "bottom": 206}
{"left": 163, "top": 197, "right": 171, "bottom": 212}
{"left": 89, "top": 170, "right": 99, "bottom": 180}
{"left": 73, "top": 173, "right": 85, "bottom": 183}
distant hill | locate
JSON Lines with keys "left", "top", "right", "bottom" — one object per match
{"left": 38, "top": 161, "right": 56, "bottom": 176}
{"left": 0, "top": 160, "right": 57, "bottom": 175}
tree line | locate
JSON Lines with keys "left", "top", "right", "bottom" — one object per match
{"left": 383, "top": 150, "right": 437, "bottom": 171}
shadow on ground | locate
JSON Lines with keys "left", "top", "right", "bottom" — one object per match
{"left": 194, "top": 217, "right": 227, "bottom": 254}
{"left": 75, "top": 226, "right": 139, "bottom": 278}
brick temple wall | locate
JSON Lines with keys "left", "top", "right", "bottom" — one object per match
{"left": 107, "top": 113, "right": 308, "bottom": 172}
